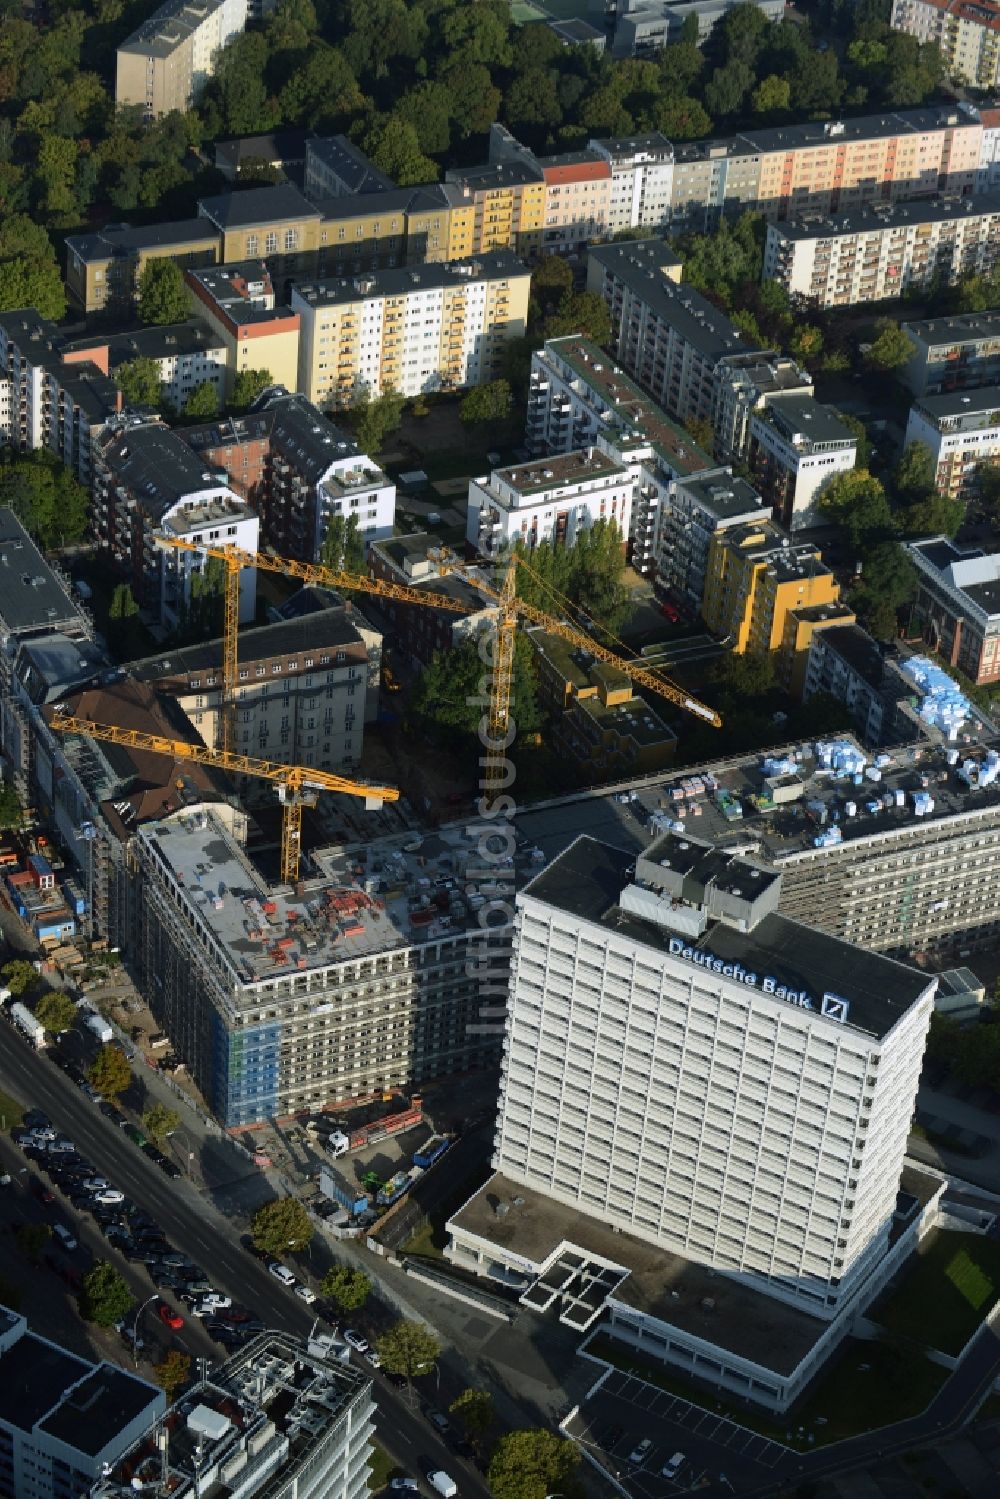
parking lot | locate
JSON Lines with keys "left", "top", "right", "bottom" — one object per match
{"left": 568, "top": 1366, "right": 794, "bottom": 1495}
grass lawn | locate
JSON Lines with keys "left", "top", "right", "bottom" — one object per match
{"left": 0, "top": 1088, "right": 25, "bottom": 1130}
{"left": 367, "top": 1442, "right": 402, "bottom": 1491}
{"left": 872, "top": 1231, "right": 1000, "bottom": 1354}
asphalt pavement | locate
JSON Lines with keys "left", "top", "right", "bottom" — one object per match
{"left": 0, "top": 1027, "right": 492, "bottom": 1499}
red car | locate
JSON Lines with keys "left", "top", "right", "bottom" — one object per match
{"left": 157, "top": 1301, "right": 184, "bottom": 1330}
{"left": 660, "top": 600, "right": 681, "bottom": 623}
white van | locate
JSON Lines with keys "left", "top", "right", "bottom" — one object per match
{"left": 426, "top": 1472, "right": 457, "bottom": 1498}
{"left": 662, "top": 1451, "right": 685, "bottom": 1480}
{"left": 53, "top": 1223, "right": 78, "bottom": 1251}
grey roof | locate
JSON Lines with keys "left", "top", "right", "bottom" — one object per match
{"left": 0, "top": 312, "right": 119, "bottom": 420}
{"left": 0, "top": 511, "right": 86, "bottom": 639}
{"left": 257, "top": 390, "right": 358, "bottom": 479}
{"left": 198, "top": 184, "right": 320, "bottom": 231}
{"left": 64, "top": 319, "right": 225, "bottom": 369}
{"left": 591, "top": 132, "right": 673, "bottom": 163}
{"left": 912, "top": 385, "right": 1000, "bottom": 421}
{"left": 812, "top": 624, "right": 893, "bottom": 691}
{"left": 589, "top": 240, "right": 766, "bottom": 362}
{"left": 18, "top": 634, "right": 111, "bottom": 705}
{"left": 445, "top": 160, "right": 543, "bottom": 190}
{"left": 0, "top": 1332, "right": 90, "bottom": 1434}
{"left": 548, "top": 17, "right": 605, "bottom": 41}
{"left": 291, "top": 250, "right": 527, "bottom": 309}
{"left": 98, "top": 421, "right": 228, "bottom": 520}
{"left": 38, "top": 1365, "right": 161, "bottom": 1458}
{"left": 118, "top": 0, "right": 236, "bottom": 57}
{"left": 274, "top": 584, "right": 345, "bottom": 619}
{"left": 129, "top": 609, "right": 365, "bottom": 682}
{"left": 306, "top": 135, "right": 395, "bottom": 194}
{"left": 524, "top": 835, "right": 931, "bottom": 1042}
{"left": 66, "top": 218, "right": 217, "bottom": 262}
{"left": 676, "top": 470, "right": 766, "bottom": 522}
{"left": 902, "top": 310, "right": 1000, "bottom": 346}
{"left": 772, "top": 191, "right": 1000, "bottom": 242}
{"left": 761, "top": 392, "right": 859, "bottom": 449}
{"left": 215, "top": 130, "right": 309, "bottom": 170}
{"left": 673, "top": 103, "right": 980, "bottom": 165}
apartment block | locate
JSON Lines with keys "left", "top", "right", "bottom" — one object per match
{"left": 291, "top": 253, "right": 530, "bottom": 406}
{"left": 184, "top": 389, "right": 395, "bottom": 562}
{"left": 89, "top": 1331, "right": 374, "bottom": 1499}
{"left": 655, "top": 469, "right": 767, "bottom": 615}
{"left": 369, "top": 534, "right": 496, "bottom": 665}
{"left": 92, "top": 416, "right": 259, "bottom": 627}
{"left": 0, "top": 1306, "right": 164, "bottom": 1499}
{"left": 904, "top": 386, "right": 1000, "bottom": 502}
{"left": 129, "top": 806, "right": 507, "bottom": 1124}
{"left": 131, "top": 605, "right": 379, "bottom": 775}
{"left": 900, "top": 310, "right": 1000, "bottom": 394}
{"left": 892, "top": 0, "right": 1000, "bottom": 88}
{"left": 764, "top": 194, "right": 1000, "bottom": 308}
{"left": 589, "top": 134, "right": 674, "bottom": 234}
{"left": 65, "top": 219, "right": 221, "bottom": 318}
{"left": 803, "top": 625, "right": 913, "bottom": 745}
{"left": 448, "top": 832, "right": 938, "bottom": 1410}
{"left": 749, "top": 393, "right": 859, "bottom": 530}
{"left": 908, "top": 535, "right": 1000, "bottom": 684}
{"left": 702, "top": 518, "right": 843, "bottom": 684}
{"left": 116, "top": 0, "right": 248, "bottom": 117}
{"left": 530, "top": 629, "right": 677, "bottom": 775}
{"left": 467, "top": 448, "right": 635, "bottom": 558}
{"left": 62, "top": 320, "right": 228, "bottom": 410}
{"left": 0, "top": 310, "right": 119, "bottom": 486}
{"left": 444, "top": 161, "right": 546, "bottom": 260}
{"left": 186, "top": 261, "right": 301, "bottom": 395}
{"left": 537, "top": 152, "right": 611, "bottom": 255}
{"left": 305, "top": 135, "right": 395, "bottom": 199}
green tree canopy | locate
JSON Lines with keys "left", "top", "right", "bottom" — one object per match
{"left": 33, "top": 990, "right": 78, "bottom": 1036}
{"left": 16, "top": 1223, "right": 51, "bottom": 1263}
{"left": 142, "top": 1103, "right": 181, "bottom": 1145}
{"left": 818, "top": 469, "right": 894, "bottom": 550}
{"left": 79, "top": 1261, "right": 131, "bottom": 1326}
{"left": 449, "top": 1388, "right": 495, "bottom": 1449}
{"left": 230, "top": 368, "right": 274, "bottom": 411}
{"left": 182, "top": 381, "right": 219, "bottom": 419}
{"left": 116, "top": 357, "right": 163, "bottom": 409}
{"left": 138, "top": 258, "right": 191, "bottom": 326}
{"left": 153, "top": 1349, "right": 191, "bottom": 1399}
{"left": 487, "top": 1428, "right": 582, "bottom": 1499}
{"left": 851, "top": 542, "right": 917, "bottom": 640}
{"left": 321, "top": 1264, "right": 371, "bottom": 1310}
{"left": 319, "top": 513, "right": 365, "bottom": 574}
{"left": 375, "top": 1319, "right": 441, "bottom": 1383}
{"left": 0, "top": 215, "right": 65, "bottom": 320}
{"left": 410, "top": 633, "right": 541, "bottom": 745}
{"left": 251, "top": 1196, "right": 314, "bottom": 1256}
{"left": 866, "top": 320, "right": 916, "bottom": 371}
{"left": 88, "top": 1046, "right": 132, "bottom": 1100}
{"left": 1, "top": 959, "right": 38, "bottom": 997}
{"left": 363, "top": 116, "right": 439, "bottom": 186}
{"left": 512, "top": 519, "right": 632, "bottom": 636}
{"left": 109, "top": 583, "right": 139, "bottom": 622}
{"left": 542, "top": 291, "right": 611, "bottom": 346}
{"left": 0, "top": 783, "right": 22, "bottom": 831}
{"left": 459, "top": 379, "right": 513, "bottom": 425}
{"left": 352, "top": 387, "right": 405, "bottom": 453}
{"left": 0, "top": 451, "right": 89, "bottom": 549}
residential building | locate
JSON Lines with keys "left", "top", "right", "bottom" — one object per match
{"left": 92, "top": 416, "right": 259, "bottom": 627}
{"left": 891, "top": 0, "right": 1000, "bottom": 89}
{"left": 0, "top": 311, "right": 119, "bottom": 485}
{"left": 61, "top": 320, "right": 228, "bottom": 410}
{"left": 130, "top": 603, "right": 380, "bottom": 773}
{"left": 907, "top": 535, "right": 1000, "bottom": 683}
{"left": 702, "top": 518, "right": 843, "bottom": 683}
{"left": 186, "top": 261, "right": 301, "bottom": 395}
{"left": 537, "top": 152, "right": 612, "bottom": 255}
{"left": 197, "top": 183, "right": 324, "bottom": 271}
{"left": 88, "top": 1331, "right": 374, "bottom": 1499}
{"left": 901, "top": 310, "right": 1000, "bottom": 394}
{"left": 65, "top": 219, "right": 221, "bottom": 318}
{"left": 0, "top": 1305, "right": 164, "bottom": 1499}
{"left": 467, "top": 448, "right": 635, "bottom": 558}
{"left": 291, "top": 252, "right": 530, "bottom": 406}
{"left": 803, "top": 625, "right": 913, "bottom": 745}
{"left": 116, "top": 0, "right": 248, "bottom": 117}
{"left": 748, "top": 393, "right": 859, "bottom": 530}
{"left": 128, "top": 805, "right": 509, "bottom": 1124}
{"left": 763, "top": 194, "right": 1000, "bottom": 308}
{"left": 712, "top": 351, "right": 815, "bottom": 459}
{"left": 305, "top": 136, "right": 395, "bottom": 199}
{"left": 655, "top": 469, "right": 768, "bottom": 614}
{"left": 447, "top": 832, "right": 939, "bottom": 1410}
{"left": 530, "top": 629, "right": 677, "bottom": 775}
{"left": 314, "top": 185, "right": 476, "bottom": 273}
{"left": 443, "top": 161, "right": 547, "bottom": 260}
{"left": 182, "top": 392, "right": 394, "bottom": 563}
{"left": 903, "top": 386, "right": 1000, "bottom": 502}
{"left": 369, "top": 534, "right": 496, "bottom": 665}
{"left": 612, "top": 0, "right": 784, "bottom": 55}
{"left": 589, "top": 134, "right": 674, "bottom": 235}
{"left": 215, "top": 128, "right": 308, "bottom": 181}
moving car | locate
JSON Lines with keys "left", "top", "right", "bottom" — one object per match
{"left": 157, "top": 1302, "right": 184, "bottom": 1330}
{"left": 363, "top": 1348, "right": 381, "bottom": 1369}
{"left": 294, "top": 1285, "right": 317, "bottom": 1304}
{"left": 426, "top": 1472, "right": 457, "bottom": 1499}
{"left": 52, "top": 1223, "right": 78, "bottom": 1251}
{"left": 343, "top": 1329, "right": 368, "bottom": 1352}
{"left": 428, "top": 1411, "right": 450, "bottom": 1435}
{"left": 389, "top": 1482, "right": 418, "bottom": 1494}
{"left": 267, "top": 1263, "right": 296, "bottom": 1287}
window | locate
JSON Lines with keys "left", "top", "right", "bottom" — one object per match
{"left": 246, "top": 234, "right": 259, "bottom": 255}
{"left": 265, "top": 231, "right": 278, "bottom": 254}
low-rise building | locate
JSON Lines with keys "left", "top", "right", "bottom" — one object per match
{"left": 904, "top": 386, "right": 1000, "bottom": 502}
{"left": 803, "top": 624, "right": 913, "bottom": 745}
{"left": 655, "top": 469, "right": 768, "bottom": 615}
{"left": 186, "top": 261, "right": 301, "bottom": 395}
{"left": 116, "top": 0, "right": 248, "bottom": 117}
{"left": 764, "top": 195, "right": 1000, "bottom": 308}
{"left": 748, "top": 393, "right": 859, "bottom": 530}
{"left": 61, "top": 320, "right": 228, "bottom": 411}
{"left": 900, "top": 310, "right": 1000, "bottom": 395}
{"left": 908, "top": 536, "right": 1000, "bottom": 684}
{"left": 65, "top": 219, "right": 221, "bottom": 318}
{"left": 467, "top": 448, "right": 635, "bottom": 558}
{"left": 215, "top": 129, "right": 309, "bottom": 182}
{"left": 305, "top": 136, "right": 395, "bottom": 199}
{"left": 291, "top": 252, "right": 530, "bottom": 406}
{"left": 368, "top": 534, "right": 495, "bottom": 665}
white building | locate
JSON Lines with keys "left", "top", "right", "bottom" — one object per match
{"left": 904, "top": 386, "right": 1000, "bottom": 502}
{"left": 764, "top": 194, "right": 1000, "bottom": 308}
{"left": 589, "top": 134, "right": 674, "bottom": 235}
{"left": 62, "top": 321, "right": 229, "bottom": 411}
{"left": 891, "top": 0, "right": 1000, "bottom": 89}
{"left": 116, "top": 0, "right": 249, "bottom": 116}
{"left": 467, "top": 447, "right": 635, "bottom": 557}
{"left": 0, "top": 1305, "right": 164, "bottom": 1499}
{"left": 749, "top": 393, "right": 858, "bottom": 530}
{"left": 290, "top": 252, "right": 530, "bottom": 407}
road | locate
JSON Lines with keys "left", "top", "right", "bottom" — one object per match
{"left": 0, "top": 1029, "right": 492, "bottom": 1499}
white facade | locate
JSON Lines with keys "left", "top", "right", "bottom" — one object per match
{"left": 589, "top": 136, "right": 675, "bottom": 234}
{"left": 492, "top": 834, "right": 936, "bottom": 1320}
{"left": 315, "top": 456, "right": 396, "bottom": 557}
{"left": 149, "top": 338, "right": 228, "bottom": 409}
{"left": 904, "top": 387, "right": 1000, "bottom": 501}
{"left": 0, "top": 312, "right": 117, "bottom": 487}
{"left": 467, "top": 447, "right": 635, "bottom": 557}
{"left": 749, "top": 394, "right": 858, "bottom": 530}
{"left": 158, "top": 494, "right": 259, "bottom": 629}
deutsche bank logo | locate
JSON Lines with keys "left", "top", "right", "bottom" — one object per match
{"left": 821, "top": 992, "right": 850, "bottom": 1023}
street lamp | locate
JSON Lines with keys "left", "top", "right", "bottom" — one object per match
{"left": 132, "top": 1293, "right": 159, "bottom": 1367}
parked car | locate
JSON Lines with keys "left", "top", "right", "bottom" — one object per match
{"left": 92, "top": 1189, "right": 125, "bottom": 1205}
{"left": 343, "top": 1329, "right": 369, "bottom": 1353}
{"left": 157, "top": 1301, "right": 184, "bottom": 1330}
{"left": 363, "top": 1348, "right": 381, "bottom": 1369}
{"left": 628, "top": 1438, "right": 653, "bottom": 1466}
{"left": 52, "top": 1223, "right": 77, "bottom": 1251}
{"left": 267, "top": 1263, "right": 296, "bottom": 1287}
{"left": 294, "top": 1285, "right": 317, "bottom": 1304}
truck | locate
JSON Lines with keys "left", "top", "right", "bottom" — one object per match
{"left": 413, "top": 1134, "right": 452, "bottom": 1170}
{"left": 324, "top": 1129, "right": 350, "bottom": 1159}
{"left": 85, "top": 1013, "right": 113, "bottom": 1044}
{"left": 11, "top": 1002, "right": 46, "bottom": 1049}
{"left": 319, "top": 1165, "right": 369, "bottom": 1217}
{"left": 376, "top": 1171, "right": 413, "bottom": 1207}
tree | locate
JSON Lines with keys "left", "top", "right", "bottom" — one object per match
{"left": 15, "top": 1223, "right": 51, "bottom": 1263}
{"left": 109, "top": 583, "right": 139, "bottom": 621}
{"left": 376, "top": 1320, "right": 440, "bottom": 1392}
{"left": 230, "top": 368, "right": 273, "bottom": 411}
{"left": 394, "top": 82, "right": 453, "bottom": 157}
{"left": 789, "top": 324, "right": 824, "bottom": 363}
{"left": 362, "top": 116, "right": 438, "bottom": 187}
{"left": 182, "top": 381, "right": 219, "bottom": 419}
{"left": 543, "top": 291, "right": 611, "bottom": 346}
{"left": 0, "top": 214, "right": 65, "bottom": 320}
{"left": 654, "top": 94, "right": 712, "bottom": 141}
{"left": 352, "top": 387, "right": 405, "bottom": 453}
{"left": 320, "top": 513, "right": 365, "bottom": 573}
{"left": 142, "top": 1103, "right": 181, "bottom": 1145}
{"left": 1, "top": 959, "right": 37, "bottom": 997}
{"left": 459, "top": 379, "right": 513, "bottom": 426}
{"left": 866, "top": 320, "right": 916, "bottom": 371}
{"left": 321, "top": 1264, "right": 372, "bottom": 1311}
{"left": 138, "top": 258, "right": 191, "bottom": 326}
{"left": 892, "top": 441, "right": 937, "bottom": 507}
{"left": 251, "top": 1196, "right": 314, "bottom": 1257}
{"left": 487, "top": 1429, "right": 581, "bottom": 1499}
{"left": 153, "top": 1350, "right": 191, "bottom": 1399}
{"left": 512, "top": 520, "right": 632, "bottom": 635}
{"left": 978, "top": 464, "right": 1000, "bottom": 525}
{"left": 704, "top": 61, "right": 754, "bottom": 119}
{"left": 818, "top": 469, "right": 894, "bottom": 550}
{"left": 79, "top": 1261, "right": 131, "bottom": 1327}
{"left": 898, "top": 491, "right": 964, "bottom": 540}
{"left": 410, "top": 634, "right": 541, "bottom": 744}
{"left": 711, "top": 651, "right": 775, "bottom": 699}
{"left": 751, "top": 75, "right": 791, "bottom": 116}
{"left": 0, "top": 451, "right": 89, "bottom": 549}
{"left": 851, "top": 542, "right": 917, "bottom": 641}
{"left": 0, "top": 782, "right": 21, "bottom": 830}
{"left": 838, "top": 412, "right": 871, "bottom": 469}
{"left": 449, "top": 1388, "right": 495, "bottom": 1450}
{"left": 33, "top": 990, "right": 78, "bottom": 1036}
{"left": 116, "top": 357, "right": 162, "bottom": 409}
{"left": 87, "top": 1045, "right": 132, "bottom": 1100}
{"left": 686, "top": 415, "right": 715, "bottom": 452}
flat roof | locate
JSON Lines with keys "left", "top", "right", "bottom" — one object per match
{"left": 902, "top": 310, "right": 1000, "bottom": 345}
{"left": 592, "top": 132, "right": 673, "bottom": 161}
{"left": 128, "top": 610, "right": 366, "bottom": 686}
{"left": 716, "top": 522, "right": 832, "bottom": 584}
{"left": 291, "top": 251, "right": 527, "bottom": 309}
{"left": 445, "top": 160, "right": 543, "bottom": 190}
{"left": 0, "top": 1331, "right": 90, "bottom": 1433}
{"left": 0, "top": 510, "right": 88, "bottom": 638}
{"left": 118, "top": 0, "right": 233, "bottom": 56}
{"left": 39, "top": 1366, "right": 161, "bottom": 1458}
{"left": 763, "top": 393, "right": 858, "bottom": 449}
{"left": 215, "top": 130, "right": 308, "bottom": 169}
{"left": 912, "top": 385, "right": 1000, "bottom": 422}
{"left": 773, "top": 192, "right": 1000, "bottom": 241}
{"left": 493, "top": 448, "right": 624, "bottom": 495}
{"left": 523, "top": 834, "right": 931, "bottom": 1041}
{"left": 198, "top": 184, "right": 320, "bottom": 231}
{"left": 576, "top": 693, "right": 676, "bottom": 747}
{"left": 673, "top": 103, "right": 980, "bottom": 166}
{"left": 64, "top": 319, "right": 225, "bottom": 367}
{"left": 451, "top": 1173, "right": 829, "bottom": 1376}
{"left": 677, "top": 469, "right": 766, "bottom": 521}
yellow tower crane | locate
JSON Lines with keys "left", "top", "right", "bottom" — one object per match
{"left": 46, "top": 708, "right": 399, "bottom": 883}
